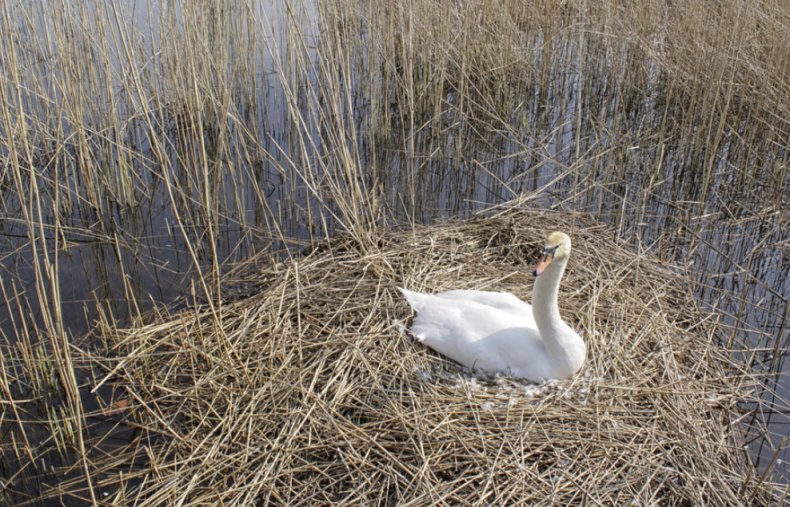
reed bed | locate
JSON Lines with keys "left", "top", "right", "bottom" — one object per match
{"left": 73, "top": 207, "right": 778, "bottom": 505}
{"left": 1, "top": 0, "right": 788, "bottom": 503}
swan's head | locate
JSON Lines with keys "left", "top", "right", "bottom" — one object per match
{"left": 533, "top": 231, "right": 571, "bottom": 277}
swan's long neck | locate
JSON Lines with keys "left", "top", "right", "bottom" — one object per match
{"left": 532, "top": 258, "right": 565, "bottom": 328}
{"left": 532, "top": 258, "right": 584, "bottom": 374}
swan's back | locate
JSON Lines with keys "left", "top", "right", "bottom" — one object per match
{"left": 397, "top": 287, "right": 555, "bottom": 380}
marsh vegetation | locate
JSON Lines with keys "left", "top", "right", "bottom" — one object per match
{"left": 1, "top": 0, "right": 788, "bottom": 504}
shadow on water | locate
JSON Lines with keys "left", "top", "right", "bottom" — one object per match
{"left": 1, "top": 0, "right": 788, "bottom": 502}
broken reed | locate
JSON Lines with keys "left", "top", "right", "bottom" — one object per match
{"left": 1, "top": 0, "right": 788, "bottom": 503}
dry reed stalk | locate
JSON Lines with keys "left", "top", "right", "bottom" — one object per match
{"left": 84, "top": 206, "right": 780, "bottom": 505}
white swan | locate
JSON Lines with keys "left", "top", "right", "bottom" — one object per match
{"left": 399, "top": 231, "right": 585, "bottom": 381}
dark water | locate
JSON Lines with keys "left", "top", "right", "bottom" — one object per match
{"left": 1, "top": 0, "right": 787, "bottom": 498}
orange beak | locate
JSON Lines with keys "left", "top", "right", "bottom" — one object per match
{"left": 533, "top": 254, "right": 553, "bottom": 277}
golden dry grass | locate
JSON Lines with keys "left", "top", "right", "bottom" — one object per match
{"left": 82, "top": 205, "right": 777, "bottom": 505}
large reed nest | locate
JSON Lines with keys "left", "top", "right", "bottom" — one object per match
{"left": 92, "top": 207, "right": 774, "bottom": 505}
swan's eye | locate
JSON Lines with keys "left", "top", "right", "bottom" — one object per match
{"left": 543, "top": 245, "right": 559, "bottom": 257}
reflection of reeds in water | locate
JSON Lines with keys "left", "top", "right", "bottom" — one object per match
{"left": 0, "top": 0, "right": 787, "bottom": 502}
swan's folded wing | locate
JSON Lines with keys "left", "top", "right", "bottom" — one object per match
{"left": 409, "top": 295, "right": 533, "bottom": 346}
{"left": 434, "top": 290, "right": 531, "bottom": 313}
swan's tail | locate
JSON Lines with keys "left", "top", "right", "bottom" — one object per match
{"left": 397, "top": 287, "right": 427, "bottom": 312}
